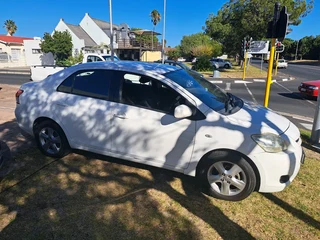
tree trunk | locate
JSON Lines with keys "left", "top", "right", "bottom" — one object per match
{"left": 152, "top": 26, "right": 154, "bottom": 51}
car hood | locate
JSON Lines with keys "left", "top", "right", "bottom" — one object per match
{"left": 302, "top": 80, "right": 320, "bottom": 86}
{"left": 227, "top": 101, "right": 290, "bottom": 135}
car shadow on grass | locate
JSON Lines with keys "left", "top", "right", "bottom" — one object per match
{"left": 0, "top": 149, "right": 255, "bottom": 239}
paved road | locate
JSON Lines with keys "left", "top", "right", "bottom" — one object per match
{"left": 0, "top": 73, "right": 31, "bottom": 86}
{"left": 0, "top": 72, "right": 316, "bottom": 131}
{"left": 213, "top": 79, "right": 315, "bottom": 130}
{"left": 251, "top": 59, "right": 320, "bottom": 81}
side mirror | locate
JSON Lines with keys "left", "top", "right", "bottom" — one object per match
{"left": 174, "top": 104, "right": 192, "bottom": 119}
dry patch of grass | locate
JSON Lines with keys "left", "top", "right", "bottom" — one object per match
{"left": 0, "top": 139, "right": 319, "bottom": 239}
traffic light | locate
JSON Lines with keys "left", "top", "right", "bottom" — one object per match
{"left": 276, "top": 6, "right": 292, "bottom": 41}
{"left": 266, "top": 3, "right": 292, "bottom": 41}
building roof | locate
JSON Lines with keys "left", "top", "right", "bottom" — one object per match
{"left": 65, "top": 23, "right": 97, "bottom": 47}
{"left": 91, "top": 18, "right": 119, "bottom": 30}
{"left": 0, "top": 35, "right": 33, "bottom": 45}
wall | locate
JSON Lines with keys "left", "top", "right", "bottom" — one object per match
{"left": 141, "top": 51, "right": 161, "bottom": 62}
{"left": 80, "top": 13, "right": 110, "bottom": 47}
{"left": 0, "top": 43, "right": 27, "bottom": 68}
{"left": 54, "top": 19, "right": 85, "bottom": 56}
{"left": 23, "top": 39, "right": 54, "bottom": 66}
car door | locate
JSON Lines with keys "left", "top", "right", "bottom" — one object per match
{"left": 110, "top": 71, "right": 200, "bottom": 169}
{"left": 54, "top": 69, "right": 114, "bottom": 151}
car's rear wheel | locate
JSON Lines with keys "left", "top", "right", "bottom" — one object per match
{"left": 225, "top": 64, "right": 231, "bottom": 69}
{"left": 34, "top": 120, "right": 70, "bottom": 158}
{"left": 197, "top": 151, "right": 256, "bottom": 201}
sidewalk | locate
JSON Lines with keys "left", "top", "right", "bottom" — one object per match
{"left": 0, "top": 67, "right": 30, "bottom": 75}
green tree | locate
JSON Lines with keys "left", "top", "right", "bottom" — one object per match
{"left": 3, "top": 20, "right": 17, "bottom": 36}
{"left": 150, "top": 9, "right": 161, "bottom": 50}
{"left": 205, "top": 0, "right": 314, "bottom": 55}
{"left": 282, "top": 38, "right": 296, "bottom": 58}
{"left": 40, "top": 30, "right": 73, "bottom": 65}
{"left": 180, "top": 33, "right": 222, "bottom": 59}
{"left": 299, "top": 36, "right": 314, "bottom": 59}
{"left": 167, "top": 48, "right": 180, "bottom": 60}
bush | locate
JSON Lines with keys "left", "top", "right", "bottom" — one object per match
{"left": 192, "top": 56, "right": 213, "bottom": 71}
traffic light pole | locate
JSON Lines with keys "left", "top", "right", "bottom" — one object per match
{"left": 264, "top": 38, "right": 276, "bottom": 107}
{"left": 242, "top": 51, "right": 248, "bottom": 80}
{"left": 275, "top": 52, "right": 280, "bottom": 76}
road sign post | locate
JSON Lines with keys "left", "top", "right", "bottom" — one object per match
{"left": 311, "top": 91, "right": 320, "bottom": 144}
{"left": 275, "top": 52, "right": 280, "bottom": 76}
{"left": 264, "top": 38, "right": 276, "bottom": 107}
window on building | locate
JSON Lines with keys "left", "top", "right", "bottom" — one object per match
{"left": 0, "top": 48, "right": 2, "bottom": 53}
{"left": 11, "top": 49, "right": 21, "bottom": 61}
{"left": 32, "top": 49, "right": 42, "bottom": 54}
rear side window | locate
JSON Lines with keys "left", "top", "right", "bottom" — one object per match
{"left": 57, "top": 70, "right": 113, "bottom": 100}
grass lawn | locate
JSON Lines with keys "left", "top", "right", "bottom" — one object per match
{"left": 186, "top": 60, "right": 268, "bottom": 79}
{"left": 0, "top": 130, "right": 319, "bottom": 239}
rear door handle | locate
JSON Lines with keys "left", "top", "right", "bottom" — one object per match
{"left": 56, "top": 103, "right": 69, "bottom": 107}
{"left": 114, "top": 114, "right": 127, "bottom": 119}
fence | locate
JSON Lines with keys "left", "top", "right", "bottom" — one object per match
{"left": 0, "top": 52, "right": 27, "bottom": 68}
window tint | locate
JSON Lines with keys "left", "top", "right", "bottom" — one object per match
{"left": 72, "top": 70, "right": 112, "bottom": 100}
{"left": 119, "top": 72, "right": 193, "bottom": 115}
{"left": 57, "top": 74, "right": 73, "bottom": 93}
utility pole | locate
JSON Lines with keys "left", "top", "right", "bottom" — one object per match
{"left": 295, "top": 40, "right": 299, "bottom": 60}
{"left": 161, "top": 0, "right": 166, "bottom": 64}
{"left": 109, "top": 0, "right": 114, "bottom": 61}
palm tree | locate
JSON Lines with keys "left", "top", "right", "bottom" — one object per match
{"left": 4, "top": 20, "right": 17, "bottom": 36}
{"left": 150, "top": 10, "right": 161, "bottom": 50}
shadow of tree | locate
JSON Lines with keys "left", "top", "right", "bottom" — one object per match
{"left": 261, "top": 193, "right": 320, "bottom": 230}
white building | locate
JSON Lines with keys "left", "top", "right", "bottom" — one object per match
{"left": 24, "top": 13, "right": 162, "bottom": 65}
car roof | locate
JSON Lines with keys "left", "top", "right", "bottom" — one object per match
{"left": 61, "top": 61, "right": 180, "bottom": 76}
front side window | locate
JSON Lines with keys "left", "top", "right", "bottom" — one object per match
{"left": 165, "top": 70, "right": 243, "bottom": 114}
{"left": 116, "top": 72, "right": 194, "bottom": 115}
{"left": 57, "top": 70, "right": 113, "bottom": 100}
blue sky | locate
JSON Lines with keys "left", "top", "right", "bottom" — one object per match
{"left": 0, "top": 0, "right": 319, "bottom": 46}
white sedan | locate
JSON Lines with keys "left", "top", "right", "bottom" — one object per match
{"left": 15, "top": 61, "right": 304, "bottom": 201}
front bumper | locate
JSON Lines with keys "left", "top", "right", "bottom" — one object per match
{"left": 252, "top": 145, "right": 303, "bottom": 193}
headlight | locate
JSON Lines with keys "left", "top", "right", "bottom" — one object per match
{"left": 251, "top": 133, "right": 288, "bottom": 153}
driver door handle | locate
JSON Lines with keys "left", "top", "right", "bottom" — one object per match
{"left": 114, "top": 114, "right": 127, "bottom": 119}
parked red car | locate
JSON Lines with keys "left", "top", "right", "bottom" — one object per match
{"left": 298, "top": 80, "right": 320, "bottom": 98}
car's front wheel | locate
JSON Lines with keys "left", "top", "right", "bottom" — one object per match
{"left": 197, "top": 151, "right": 256, "bottom": 201}
{"left": 34, "top": 120, "right": 70, "bottom": 158}
{"left": 224, "top": 64, "right": 231, "bottom": 69}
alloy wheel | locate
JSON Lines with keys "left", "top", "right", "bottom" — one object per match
{"left": 207, "top": 161, "right": 247, "bottom": 196}
{"left": 39, "top": 127, "right": 61, "bottom": 155}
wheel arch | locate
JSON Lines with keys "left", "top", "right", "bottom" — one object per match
{"left": 196, "top": 148, "right": 261, "bottom": 191}
{"left": 33, "top": 117, "right": 70, "bottom": 146}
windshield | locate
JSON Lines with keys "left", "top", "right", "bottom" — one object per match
{"left": 164, "top": 69, "right": 230, "bottom": 112}
{"left": 179, "top": 63, "right": 191, "bottom": 71}
{"left": 102, "top": 56, "right": 119, "bottom": 61}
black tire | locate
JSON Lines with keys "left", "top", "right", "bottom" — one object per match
{"left": 224, "top": 64, "right": 231, "bottom": 69}
{"left": 34, "top": 120, "right": 70, "bottom": 158}
{"left": 197, "top": 151, "right": 256, "bottom": 201}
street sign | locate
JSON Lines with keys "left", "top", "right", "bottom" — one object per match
{"left": 248, "top": 41, "right": 269, "bottom": 54}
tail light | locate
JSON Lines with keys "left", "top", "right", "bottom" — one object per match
{"left": 16, "top": 89, "right": 24, "bottom": 104}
